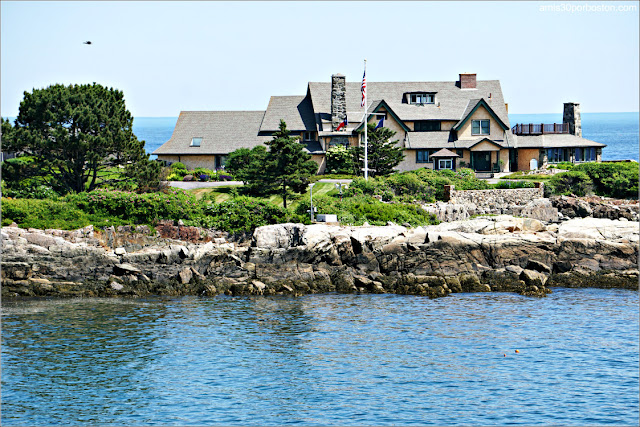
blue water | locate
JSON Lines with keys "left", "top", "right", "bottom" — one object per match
{"left": 2, "top": 289, "right": 638, "bottom": 426}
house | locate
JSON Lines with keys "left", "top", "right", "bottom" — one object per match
{"left": 153, "top": 72, "right": 605, "bottom": 174}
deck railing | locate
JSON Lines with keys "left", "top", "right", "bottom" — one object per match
{"left": 511, "top": 123, "right": 570, "bottom": 135}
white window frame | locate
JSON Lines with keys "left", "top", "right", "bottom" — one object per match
{"left": 409, "top": 93, "right": 435, "bottom": 105}
{"left": 438, "top": 159, "right": 453, "bottom": 170}
{"left": 471, "top": 119, "right": 490, "bottom": 136}
{"left": 191, "top": 137, "right": 202, "bottom": 147}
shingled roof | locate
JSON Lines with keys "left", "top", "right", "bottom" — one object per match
{"left": 307, "top": 80, "right": 509, "bottom": 126}
{"left": 153, "top": 111, "right": 270, "bottom": 155}
{"left": 260, "top": 95, "right": 316, "bottom": 132}
{"left": 514, "top": 134, "right": 606, "bottom": 148}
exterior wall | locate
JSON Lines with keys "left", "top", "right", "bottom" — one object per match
{"left": 457, "top": 106, "right": 506, "bottom": 141}
{"left": 311, "top": 154, "right": 326, "bottom": 175}
{"left": 157, "top": 155, "right": 217, "bottom": 170}
{"left": 457, "top": 149, "right": 471, "bottom": 168}
{"left": 517, "top": 148, "right": 541, "bottom": 171}
{"left": 470, "top": 140, "right": 501, "bottom": 152}
{"left": 498, "top": 149, "right": 510, "bottom": 172}
{"left": 397, "top": 150, "right": 434, "bottom": 172}
{"left": 367, "top": 107, "right": 407, "bottom": 147}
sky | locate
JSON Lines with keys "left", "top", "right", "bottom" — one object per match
{"left": 1, "top": 1, "right": 638, "bottom": 117}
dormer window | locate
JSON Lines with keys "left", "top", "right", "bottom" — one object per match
{"left": 303, "top": 131, "right": 314, "bottom": 141}
{"left": 409, "top": 93, "right": 435, "bottom": 104}
{"left": 191, "top": 137, "right": 202, "bottom": 147}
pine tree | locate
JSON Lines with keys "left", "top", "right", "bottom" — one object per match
{"left": 264, "top": 120, "right": 318, "bottom": 208}
{"left": 353, "top": 123, "right": 405, "bottom": 177}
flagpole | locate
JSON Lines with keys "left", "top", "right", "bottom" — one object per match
{"left": 363, "top": 59, "right": 368, "bottom": 180}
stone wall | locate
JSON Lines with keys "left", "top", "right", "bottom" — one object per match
{"left": 331, "top": 74, "right": 346, "bottom": 131}
{"left": 445, "top": 183, "right": 544, "bottom": 205}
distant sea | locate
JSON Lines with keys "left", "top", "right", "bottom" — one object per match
{"left": 3, "top": 113, "right": 638, "bottom": 162}
{"left": 134, "top": 113, "right": 639, "bottom": 162}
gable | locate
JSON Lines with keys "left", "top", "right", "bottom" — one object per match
{"left": 469, "top": 138, "right": 502, "bottom": 151}
{"left": 354, "top": 100, "right": 410, "bottom": 132}
{"left": 452, "top": 98, "right": 509, "bottom": 131}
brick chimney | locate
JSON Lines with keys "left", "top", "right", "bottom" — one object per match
{"left": 458, "top": 73, "right": 476, "bottom": 89}
{"left": 331, "top": 74, "right": 347, "bottom": 131}
{"left": 563, "top": 102, "right": 582, "bottom": 137}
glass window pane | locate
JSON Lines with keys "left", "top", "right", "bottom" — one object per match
{"left": 472, "top": 121, "right": 480, "bottom": 134}
{"left": 481, "top": 120, "right": 490, "bottom": 134}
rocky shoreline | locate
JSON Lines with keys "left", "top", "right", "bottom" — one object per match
{"left": 2, "top": 214, "right": 638, "bottom": 299}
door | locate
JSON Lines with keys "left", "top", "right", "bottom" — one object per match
{"left": 509, "top": 149, "right": 518, "bottom": 172}
{"left": 529, "top": 158, "right": 538, "bottom": 170}
{"left": 471, "top": 151, "right": 491, "bottom": 171}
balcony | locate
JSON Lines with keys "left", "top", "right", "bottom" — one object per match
{"left": 511, "top": 123, "right": 569, "bottom": 135}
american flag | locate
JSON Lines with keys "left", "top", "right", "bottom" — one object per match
{"left": 361, "top": 70, "right": 366, "bottom": 107}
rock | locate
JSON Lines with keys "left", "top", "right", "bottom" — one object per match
{"left": 115, "top": 247, "right": 127, "bottom": 255}
{"left": 520, "top": 269, "right": 548, "bottom": 286}
{"left": 252, "top": 280, "right": 266, "bottom": 291}
{"left": 178, "top": 267, "right": 193, "bottom": 284}
{"left": 113, "top": 263, "right": 141, "bottom": 275}
{"left": 110, "top": 282, "right": 124, "bottom": 291}
{"left": 526, "top": 260, "right": 552, "bottom": 273}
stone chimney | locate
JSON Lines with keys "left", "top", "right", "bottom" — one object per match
{"left": 331, "top": 74, "right": 347, "bottom": 131}
{"left": 458, "top": 73, "right": 476, "bottom": 89}
{"left": 563, "top": 102, "right": 582, "bottom": 137}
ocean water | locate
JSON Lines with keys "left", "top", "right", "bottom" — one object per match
{"left": 134, "top": 113, "right": 639, "bottom": 162}
{"left": 1, "top": 289, "right": 638, "bottom": 426}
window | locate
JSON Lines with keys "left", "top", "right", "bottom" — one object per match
{"left": 414, "top": 121, "right": 441, "bottom": 132}
{"left": 409, "top": 93, "right": 435, "bottom": 104}
{"left": 439, "top": 159, "right": 453, "bottom": 170}
{"left": 575, "top": 148, "right": 583, "bottom": 162}
{"left": 191, "top": 137, "right": 202, "bottom": 147}
{"left": 471, "top": 120, "right": 490, "bottom": 135}
{"left": 456, "top": 149, "right": 464, "bottom": 157}
{"left": 303, "top": 131, "right": 314, "bottom": 141}
{"left": 546, "top": 148, "right": 569, "bottom": 163}
{"left": 416, "top": 149, "right": 434, "bottom": 163}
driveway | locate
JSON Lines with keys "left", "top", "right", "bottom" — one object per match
{"left": 167, "top": 181, "right": 243, "bottom": 190}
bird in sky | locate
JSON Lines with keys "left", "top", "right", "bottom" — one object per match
{"left": 83, "top": 41, "right": 92, "bottom": 45}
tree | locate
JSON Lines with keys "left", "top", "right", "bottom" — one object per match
{"left": 353, "top": 124, "right": 405, "bottom": 177}
{"left": 264, "top": 120, "right": 318, "bottom": 208}
{"left": 2, "top": 83, "right": 159, "bottom": 194}
{"left": 225, "top": 145, "right": 274, "bottom": 195}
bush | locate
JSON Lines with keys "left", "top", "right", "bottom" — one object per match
{"left": 171, "top": 162, "right": 187, "bottom": 170}
{"left": 326, "top": 145, "right": 355, "bottom": 174}
{"left": 573, "top": 162, "right": 638, "bottom": 199}
{"left": 191, "top": 197, "right": 303, "bottom": 233}
{"left": 547, "top": 171, "right": 594, "bottom": 196}
{"left": 550, "top": 162, "right": 575, "bottom": 170}
{"left": 1, "top": 198, "right": 121, "bottom": 229}
{"left": 69, "top": 188, "right": 202, "bottom": 224}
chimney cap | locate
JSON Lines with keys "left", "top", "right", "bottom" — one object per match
{"left": 332, "top": 73, "right": 345, "bottom": 77}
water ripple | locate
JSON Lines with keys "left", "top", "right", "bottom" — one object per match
{"left": 2, "top": 289, "right": 638, "bottom": 425}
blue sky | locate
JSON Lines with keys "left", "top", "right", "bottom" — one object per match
{"left": 1, "top": 1, "right": 638, "bottom": 117}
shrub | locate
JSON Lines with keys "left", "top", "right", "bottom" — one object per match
{"left": 171, "top": 162, "right": 187, "bottom": 170}
{"left": 69, "top": 188, "right": 202, "bottom": 224}
{"left": 191, "top": 197, "right": 302, "bottom": 233}
{"left": 573, "top": 162, "right": 638, "bottom": 198}
{"left": 547, "top": 171, "right": 594, "bottom": 196}
{"left": 1, "top": 198, "right": 121, "bottom": 229}
{"left": 326, "top": 145, "right": 355, "bottom": 174}
{"left": 551, "top": 162, "right": 575, "bottom": 170}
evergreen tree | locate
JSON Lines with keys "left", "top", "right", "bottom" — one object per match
{"left": 264, "top": 120, "right": 318, "bottom": 208}
{"left": 3, "top": 83, "right": 159, "bottom": 193}
{"left": 353, "top": 123, "right": 405, "bottom": 177}
{"left": 225, "top": 145, "right": 274, "bottom": 195}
